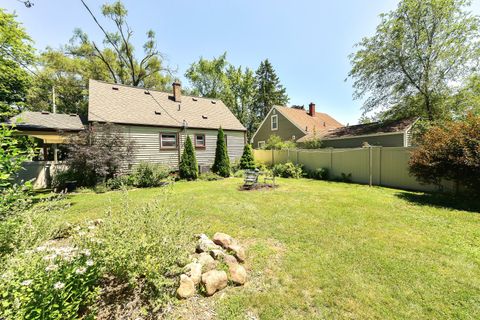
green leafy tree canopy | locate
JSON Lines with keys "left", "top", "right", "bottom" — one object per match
{"left": 349, "top": 0, "right": 480, "bottom": 121}
{"left": 0, "top": 9, "right": 35, "bottom": 120}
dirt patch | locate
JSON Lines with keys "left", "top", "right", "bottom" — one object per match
{"left": 238, "top": 183, "right": 278, "bottom": 191}
{"left": 95, "top": 276, "right": 159, "bottom": 320}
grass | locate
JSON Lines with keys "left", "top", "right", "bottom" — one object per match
{"left": 33, "top": 179, "right": 480, "bottom": 318}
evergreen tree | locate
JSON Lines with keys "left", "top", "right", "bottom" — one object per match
{"left": 253, "top": 59, "right": 289, "bottom": 120}
{"left": 239, "top": 144, "right": 255, "bottom": 170}
{"left": 179, "top": 135, "right": 198, "bottom": 180}
{"left": 212, "top": 127, "right": 230, "bottom": 177}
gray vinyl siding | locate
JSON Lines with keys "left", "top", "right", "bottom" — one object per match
{"left": 321, "top": 133, "right": 406, "bottom": 148}
{"left": 252, "top": 109, "right": 305, "bottom": 148}
{"left": 100, "top": 124, "right": 245, "bottom": 171}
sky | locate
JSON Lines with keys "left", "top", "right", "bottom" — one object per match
{"left": 3, "top": 0, "right": 480, "bottom": 125}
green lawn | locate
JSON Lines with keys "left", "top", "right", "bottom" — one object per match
{"left": 48, "top": 179, "right": 480, "bottom": 319}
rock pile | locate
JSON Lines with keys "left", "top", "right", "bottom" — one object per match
{"left": 177, "top": 232, "right": 247, "bottom": 299}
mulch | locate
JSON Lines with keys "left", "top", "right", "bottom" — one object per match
{"left": 238, "top": 183, "right": 278, "bottom": 191}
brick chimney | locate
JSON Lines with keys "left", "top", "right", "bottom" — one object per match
{"left": 308, "top": 102, "right": 316, "bottom": 117}
{"left": 173, "top": 81, "right": 181, "bottom": 102}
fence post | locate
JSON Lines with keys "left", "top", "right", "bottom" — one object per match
{"left": 369, "top": 146, "right": 373, "bottom": 187}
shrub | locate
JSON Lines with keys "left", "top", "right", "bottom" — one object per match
{"left": 409, "top": 114, "right": 480, "bottom": 194}
{"left": 131, "top": 162, "right": 170, "bottom": 188}
{"left": 0, "top": 245, "right": 100, "bottom": 319}
{"left": 309, "top": 168, "right": 329, "bottom": 180}
{"left": 233, "top": 170, "right": 245, "bottom": 178}
{"left": 198, "top": 172, "right": 224, "bottom": 181}
{"left": 272, "top": 162, "right": 303, "bottom": 178}
{"left": 334, "top": 173, "right": 352, "bottom": 183}
{"left": 1, "top": 124, "right": 36, "bottom": 218}
{"left": 212, "top": 127, "right": 230, "bottom": 177}
{"left": 239, "top": 144, "right": 256, "bottom": 170}
{"left": 263, "top": 134, "right": 296, "bottom": 150}
{"left": 91, "top": 192, "right": 193, "bottom": 309}
{"left": 66, "top": 123, "right": 135, "bottom": 187}
{"left": 51, "top": 169, "right": 78, "bottom": 192}
{"left": 179, "top": 136, "right": 198, "bottom": 180}
{"left": 106, "top": 175, "right": 133, "bottom": 190}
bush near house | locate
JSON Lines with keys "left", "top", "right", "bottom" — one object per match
{"left": 409, "top": 114, "right": 480, "bottom": 194}
{"left": 239, "top": 144, "right": 256, "bottom": 170}
{"left": 179, "top": 136, "right": 198, "bottom": 181}
{"left": 65, "top": 123, "right": 135, "bottom": 187}
{"left": 263, "top": 134, "right": 296, "bottom": 150}
{"left": 212, "top": 127, "right": 230, "bottom": 177}
{"left": 131, "top": 162, "right": 170, "bottom": 188}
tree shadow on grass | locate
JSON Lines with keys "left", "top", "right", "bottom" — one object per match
{"left": 395, "top": 191, "right": 480, "bottom": 213}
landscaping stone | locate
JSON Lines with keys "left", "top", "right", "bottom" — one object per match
{"left": 177, "top": 275, "right": 195, "bottom": 299}
{"left": 184, "top": 262, "right": 202, "bottom": 285}
{"left": 228, "top": 263, "right": 247, "bottom": 285}
{"left": 210, "top": 249, "right": 226, "bottom": 260}
{"left": 229, "top": 244, "right": 246, "bottom": 262}
{"left": 223, "top": 254, "right": 238, "bottom": 266}
{"left": 196, "top": 238, "right": 221, "bottom": 253}
{"left": 213, "top": 232, "right": 235, "bottom": 248}
{"left": 198, "top": 252, "right": 217, "bottom": 272}
{"left": 201, "top": 270, "right": 228, "bottom": 296}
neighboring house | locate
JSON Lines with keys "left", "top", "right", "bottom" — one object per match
{"left": 88, "top": 79, "right": 246, "bottom": 170}
{"left": 313, "top": 118, "right": 419, "bottom": 148}
{"left": 252, "top": 103, "right": 343, "bottom": 148}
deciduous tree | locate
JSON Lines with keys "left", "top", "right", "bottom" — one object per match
{"left": 0, "top": 9, "right": 35, "bottom": 120}
{"left": 349, "top": 0, "right": 480, "bottom": 121}
{"left": 409, "top": 114, "right": 480, "bottom": 194}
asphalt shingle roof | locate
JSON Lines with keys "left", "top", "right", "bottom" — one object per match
{"left": 321, "top": 117, "right": 418, "bottom": 139}
{"left": 88, "top": 80, "right": 246, "bottom": 131}
{"left": 275, "top": 106, "right": 343, "bottom": 141}
{"left": 8, "top": 111, "right": 85, "bottom": 131}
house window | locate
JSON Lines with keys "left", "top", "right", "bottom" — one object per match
{"left": 160, "top": 132, "right": 177, "bottom": 149}
{"left": 271, "top": 115, "right": 278, "bottom": 131}
{"left": 258, "top": 141, "right": 265, "bottom": 149}
{"left": 224, "top": 134, "right": 228, "bottom": 146}
{"left": 195, "top": 134, "right": 205, "bottom": 148}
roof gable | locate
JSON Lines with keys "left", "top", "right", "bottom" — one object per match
{"left": 276, "top": 106, "right": 343, "bottom": 135}
{"left": 88, "top": 80, "right": 246, "bottom": 131}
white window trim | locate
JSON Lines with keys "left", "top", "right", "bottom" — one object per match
{"left": 258, "top": 141, "right": 266, "bottom": 149}
{"left": 271, "top": 115, "right": 278, "bottom": 131}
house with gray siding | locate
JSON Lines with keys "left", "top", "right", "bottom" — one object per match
{"left": 88, "top": 80, "right": 246, "bottom": 170}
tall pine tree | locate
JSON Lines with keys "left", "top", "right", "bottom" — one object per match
{"left": 179, "top": 135, "right": 198, "bottom": 180}
{"left": 253, "top": 59, "right": 289, "bottom": 121}
{"left": 212, "top": 127, "right": 230, "bottom": 177}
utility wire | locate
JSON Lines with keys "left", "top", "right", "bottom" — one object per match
{"left": 145, "top": 89, "right": 183, "bottom": 125}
